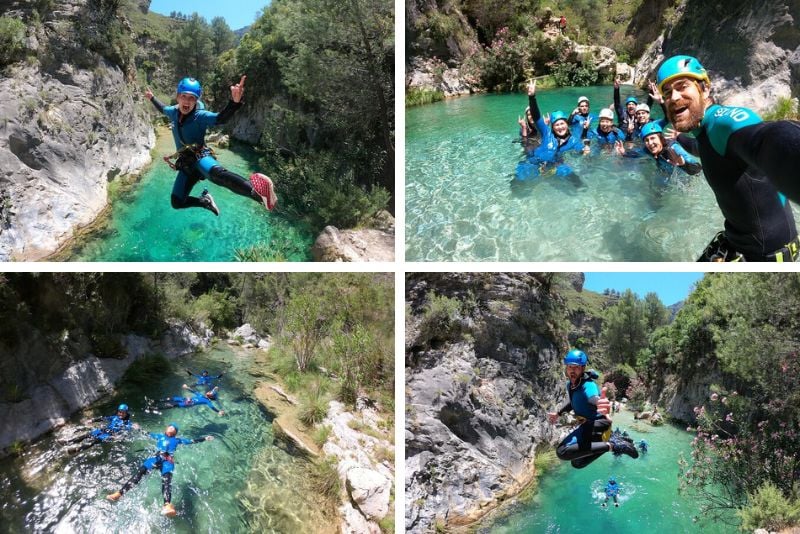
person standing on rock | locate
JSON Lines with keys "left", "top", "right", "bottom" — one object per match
{"left": 657, "top": 54, "right": 800, "bottom": 261}
{"left": 144, "top": 76, "right": 277, "bottom": 217}
{"left": 547, "top": 349, "right": 639, "bottom": 469}
{"left": 107, "top": 422, "right": 214, "bottom": 517}
{"left": 559, "top": 15, "right": 567, "bottom": 35}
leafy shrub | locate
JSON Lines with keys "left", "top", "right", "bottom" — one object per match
{"left": 191, "top": 290, "right": 236, "bottom": 331}
{"left": 625, "top": 376, "right": 648, "bottom": 411}
{"left": 737, "top": 481, "right": 800, "bottom": 531}
{"left": 299, "top": 382, "right": 329, "bottom": 426}
{"left": 762, "top": 96, "right": 800, "bottom": 121}
{"left": 0, "top": 17, "right": 27, "bottom": 66}
{"left": 406, "top": 88, "right": 445, "bottom": 107}
{"left": 312, "top": 424, "right": 332, "bottom": 447}
{"left": 552, "top": 60, "right": 600, "bottom": 87}
{"left": 416, "top": 293, "right": 462, "bottom": 346}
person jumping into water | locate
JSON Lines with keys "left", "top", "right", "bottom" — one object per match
{"left": 547, "top": 349, "right": 639, "bottom": 469}
{"left": 657, "top": 54, "right": 800, "bottom": 261}
{"left": 145, "top": 76, "right": 277, "bottom": 216}
{"left": 65, "top": 404, "right": 139, "bottom": 453}
{"left": 106, "top": 422, "right": 214, "bottom": 517}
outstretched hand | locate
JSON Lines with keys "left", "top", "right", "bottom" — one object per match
{"left": 664, "top": 147, "right": 686, "bottom": 166}
{"left": 527, "top": 79, "right": 537, "bottom": 97}
{"left": 597, "top": 387, "right": 611, "bottom": 416}
{"left": 205, "top": 435, "right": 215, "bottom": 441}
{"left": 144, "top": 88, "right": 153, "bottom": 100}
{"left": 614, "top": 76, "right": 620, "bottom": 89}
{"left": 231, "top": 75, "right": 246, "bottom": 103}
{"left": 648, "top": 80, "right": 664, "bottom": 104}
{"left": 614, "top": 140, "right": 625, "bottom": 156}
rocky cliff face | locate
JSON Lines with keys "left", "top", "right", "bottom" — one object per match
{"left": 634, "top": 0, "right": 800, "bottom": 111}
{"left": 0, "top": 0, "right": 154, "bottom": 260}
{"left": 405, "top": 273, "right": 570, "bottom": 532}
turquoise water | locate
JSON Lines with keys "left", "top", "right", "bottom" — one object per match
{"left": 68, "top": 130, "right": 314, "bottom": 261}
{"left": 406, "top": 88, "right": 800, "bottom": 261}
{"left": 481, "top": 409, "right": 736, "bottom": 533}
{"left": 0, "top": 347, "right": 326, "bottom": 533}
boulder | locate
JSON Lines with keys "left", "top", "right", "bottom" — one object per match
{"left": 312, "top": 226, "right": 394, "bottom": 262}
{"left": 232, "top": 323, "right": 259, "bottom": 344}
{"left": 345, "top": 467, "right": 391, "bottom": 520}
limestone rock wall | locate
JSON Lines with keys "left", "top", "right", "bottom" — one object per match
{"left": 0, "top": 0, "right": 155, "bottom": 260}
{"left": 405, "top": 273, "right": 569, "bottom": 532}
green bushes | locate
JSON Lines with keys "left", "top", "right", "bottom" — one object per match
{"left": 762, "top": 96, "right": 800, "bottom": 121}
{"left": 406, "top": 88, "right": 445, "bottom": 107}
{"left": 299, "top": 381, "right": 329, "bottom": 426}
{"left": 0, "top": 17, "right": 27, "bottom": 66}
{"left": 312, "top": 457, "right": 341, "bottom": 503}
{"left": 416, "top": 293, "right": 462, "bottom": 346}
{"left": 737, "top": 481, "right": 800, "bottom": 531}
{"left": 552, "top": 60, "right": 600, "bottom": 87}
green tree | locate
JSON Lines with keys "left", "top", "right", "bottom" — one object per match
{"left": 0, "top": 17, "right": 26, "bottom": 66}
{"left": 643, "top": 292, "right": 669, "bottom": 331}
{"left": 170, "top": 13, "right": 214, "bottom": 84}
{"left": 601, "top": 289, "right": 648, "bottom": 367}
{"left": 210, "top": 17, "right": 236, "bottom": 56}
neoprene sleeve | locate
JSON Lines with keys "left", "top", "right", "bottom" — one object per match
{"left": 726, "top": 120, "right": 800, "bottom": 203}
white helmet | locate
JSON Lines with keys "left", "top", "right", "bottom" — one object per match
{"left": 635, "top": 103, "right": 650, "bottom": 113}
{"left": 577, "top": 96, "right": 590, "bottom": 105}
{"left": 599, "top": 108, "right": 614, "bottom": 120}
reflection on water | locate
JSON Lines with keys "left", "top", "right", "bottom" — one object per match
{"left": 406, "top": 90, "right": 800, "bottom": 261}
{"left": 0, "top": 346, "right": 327, "bottom": 533}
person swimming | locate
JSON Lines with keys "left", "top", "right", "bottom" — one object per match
{"left": 64, "top": 404, "right": 139, "bottom": 454}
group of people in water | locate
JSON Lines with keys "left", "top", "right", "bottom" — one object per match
{"left": 548, "top": 349, "right": 652, "bottom": 508}
{"left": 62, "top": 368, "right": 226, "bottom": 517}
{"left": 516, "top": 54, "right": 800, "bottom": 262}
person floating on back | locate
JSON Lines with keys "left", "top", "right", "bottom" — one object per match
{"left": 145, "top": 386, "right": 225, "bottom": 416}
{"left": 638, "top": 439, "right": 648, "bottom": 453}
{"left": 547, "top": 349, "right": 639, "bottom": 469}
{"left": 186, "top": 368, "right": 224, "bottom": 389}
{"left": 145, "top": 76, "right": 277, "bottom": 217}
{"left": 657, "top": 54, "right": 800, "bottom": 261}
{"left": 65, "top": 404, "right": 139, "bottom": 454}
{"left": 106, "top": 422, "right": 214, "bottom": 517}
{"left": 602, "top": 476, "right": 620, "bottom": 507}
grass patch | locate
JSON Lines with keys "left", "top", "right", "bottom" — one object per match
{"left": 299, "top": 382, "right": 329, "bottom": 427}
{"left": 312, "top": 424, "right": 332, "bottom": 447}
{"left": 312, "top": 457, "right": 341, "bottom": 504}
{"left": 762, "top": 96, "right": 800, "bottom": 121}
{"left": 378, "top": 515, "right": 395, "bottom": 533}
{"left": 348, "top": 418, "right": 388, "bottom": 441}
{"left": 406, "top": 87, "right": 445, "bottom": 107}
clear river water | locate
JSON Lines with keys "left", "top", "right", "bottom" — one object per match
{"left": 406, "top": 87, "right": 800, "bottom": 262}
{"left": 0, "top": 346, "right": 327, "bottom": 533}
{"left": 66, "top": 129, "right": 314, "bottom": 261}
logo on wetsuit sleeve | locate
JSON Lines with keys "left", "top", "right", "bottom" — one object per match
{"left": 714, "top": 107, "right": 752, "bottom": 122}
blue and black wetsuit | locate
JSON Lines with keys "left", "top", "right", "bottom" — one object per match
{"left": 585, "top": 125, "right": 625, "bottom": 147}
{"left": 187, "top": 369, "right": 224, "bottom": 388}
{"left": 604, "top": 480, "right": 620, "bottom": 505}
{"left": 568, "top": 110, "right": 597, "bottom": 139}
{"left": 621, "top": 140, "right": 702, "bottom": 185}
{"left": 115, "top": 432, "right": 207, "bottom": 504}
{"left": 149, "top": 96, "right": 264, "bottom": 211}
{"left": 676, "top": 105, "right": 799, "bottom": 261}
{"left": 153, "top": 392, "right": 223, "bottom": 413}
{"left": 515, "top": 94, "right": 586, "bottom": 184}
{"left": 66, "top": 414, "right": 133, "bottom": 452}
{"left": 554, "top": 375, "right": 612, "bottom": 469}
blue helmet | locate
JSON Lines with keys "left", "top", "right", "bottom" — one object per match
{"left": 177, "top": 77, "right": 202, "bottom": 98}
{"left": 550, "top": 110, "right": 568, "bottom": 126}
{"left": 625, "top": 96, "right": 638, "bottom": 105}
{"left": 564, "top": 349, "right": 588, "bottom": 366}
{"left": 657, "top": 55, "right": 710, "bottom": 94}
{"left": 117, "top": 403, "right": 129, "bottom": 412}
{"left": 168, "top": 422, "right": 179, "bottom": 432}
{"left": 640, "top": 121, "right": 663, "bottom": 140}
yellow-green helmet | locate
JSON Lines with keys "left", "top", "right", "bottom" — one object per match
{"left": 656, "top": 55, "right": 710, "bottom": 94}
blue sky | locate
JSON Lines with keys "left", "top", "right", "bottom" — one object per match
{"left": 583, "top": 272, "right": 705, "bottom": 305}
{"left": 149, "top": 0, "right": 271, "bottom": 30}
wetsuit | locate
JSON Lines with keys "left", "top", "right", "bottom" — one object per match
{"left": 115, "top": 433, "right": 206, "bottom": 504}
{"left": 585, "top": 125, "right": 625, "bottom": 147}
{"left": 187, "top": 370, "right": 224, "bottom": 388}
{"left": 67, "top": 414, "right": 132, "bottom": 452}
{"left": 604, "top": 481, "right": 620, "bottom": 505}
{"left": 622, "top": 140, "right": 702, "bottom": 184}
{"left": 153, "top": 392, "right": 223, "bottom": 413}
{"left": 676, "top": 105, "right": 800, "bottom": 261}
{"left": 568, "top": 111, "right": 597, "bottom": 139}
{"left": 149, "top": 97, "right": 264, "bottom": 211}
{"left": 614, "top": 88, "right": 660, "bottom": 134}
{"left": 639, "top": 440, "right": 648, "bottom": 453}
{"left": 554, "top": 374, "right": 612, "bottom": 469}
{"left": 515, "top": 94, "right": 585, "bottom": 183}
